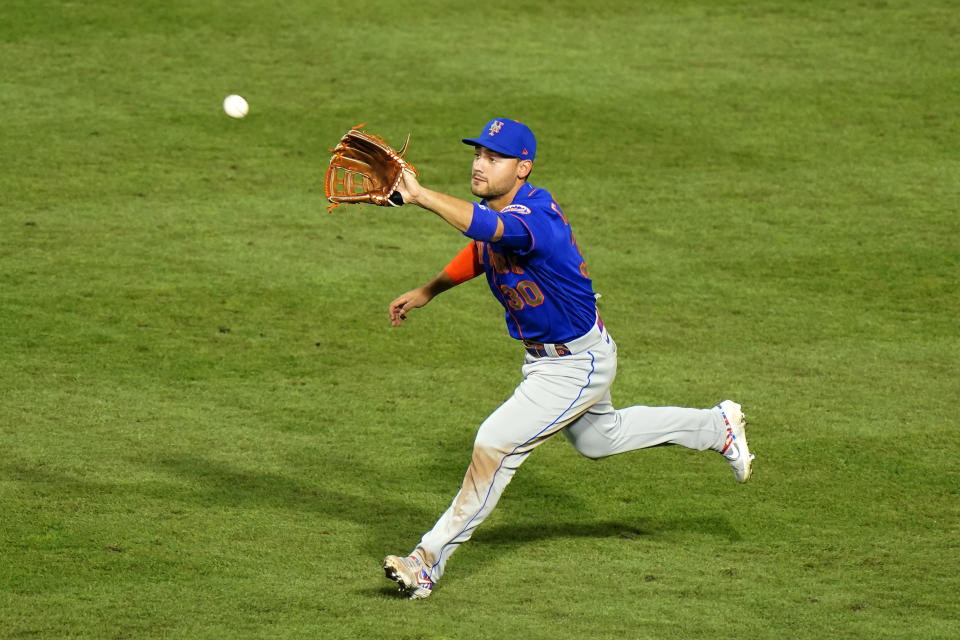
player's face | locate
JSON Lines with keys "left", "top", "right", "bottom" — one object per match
{"left": 470, "top": 147, "right": 529, "bottom": 200}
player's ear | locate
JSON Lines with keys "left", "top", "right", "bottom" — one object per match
{"left": 517, "top": 159, "right": 533, "bottom": 180}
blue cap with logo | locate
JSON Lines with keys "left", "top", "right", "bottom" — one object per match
{"left": 461, "top": 118, "right": 536, "bottom": 161}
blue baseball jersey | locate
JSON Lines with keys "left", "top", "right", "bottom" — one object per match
{"left": 476, "top": 183, "right": 597, "bottom": 344}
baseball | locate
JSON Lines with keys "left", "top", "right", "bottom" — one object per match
{"left": 223, "top": 94, "right": 249, "bottom": 119}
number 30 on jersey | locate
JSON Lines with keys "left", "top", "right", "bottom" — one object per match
{"left": 499, "top": 281, "right": 544, "bottom": 310}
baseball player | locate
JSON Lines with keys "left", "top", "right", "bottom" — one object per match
{"left": 382, "top": 118, "right": 754, "bottom": 599}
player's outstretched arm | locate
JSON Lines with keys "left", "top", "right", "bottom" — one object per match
{"left": 398, "top": 170, "right": 504, "bottom": 240}
{"left": 388, "top": 270, "right": 457, "bottom": 327}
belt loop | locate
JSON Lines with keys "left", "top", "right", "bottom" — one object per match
{"left": 524, "top": 342, "right": 548, "bottom": 358}
{"left": 524, "top": 340, "right": 572, "bottom": 358}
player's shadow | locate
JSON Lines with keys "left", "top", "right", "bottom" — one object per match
{"left": 2, "top": 453, "right": 436, "bottom": 561}
{"left": 369, "top": 515, "right": 743, "bottom": 599}
{"left": 139, "top": 453, "right": 438, "bottom": 548}
{"left": 479, "top": 516, "right": 742, "bottom": 545}
{"left": 451, "top": 515, "right": 743, "bottom": 582}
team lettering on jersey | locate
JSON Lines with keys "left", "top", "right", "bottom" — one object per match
{"left": 481, "top": 205, "right": 587, "bottom": 312}
{"left": 490, "top": 250, "right": 525, "bottom": 275}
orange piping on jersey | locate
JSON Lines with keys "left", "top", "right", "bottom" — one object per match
{"left": 443, "top": 241, "right": 483, "bottom": 284}
{"left": 506, "top": 305, "right": 525, "bottom": 340}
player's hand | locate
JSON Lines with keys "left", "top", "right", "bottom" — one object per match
{"left": 388, "top": 286, "right": 433, "bottom": 326}
{"left": 396, "top": 168, "right": 422, "bottom": 207}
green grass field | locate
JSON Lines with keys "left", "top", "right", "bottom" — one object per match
{"left": 2, "top": 1, "right": 958, "bottom": 638}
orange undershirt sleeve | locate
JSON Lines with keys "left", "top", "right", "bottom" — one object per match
{"left": 443, "top": 241, "right": 483, "bottom": 285}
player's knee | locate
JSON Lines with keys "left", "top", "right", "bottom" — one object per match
{"left": 574, "top": 444, "right": 611, "bottom": 460}
{"left": 473, "top": 424, "right": 512, "bottom": 455}
{"left": 472, "top": 434, "right": 507, "bottom": 460}
{"left": 562, "top": 429, "right": 611, "bottom": 460}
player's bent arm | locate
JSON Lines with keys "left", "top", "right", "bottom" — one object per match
{"left": 423, "top": 269, "right": 459, "bottom": 299}
{"left": 389, "top": 271, "right": 458, "bottom": 327}
{"left": 389, "top": 240, "right": 484, "bottom": 326}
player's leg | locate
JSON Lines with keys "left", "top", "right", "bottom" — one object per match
{"left": 560, "top": 336, "right": 754, "bottom": 482}
{"left": 407, "top": 346, "right": 616, "bottom": 586}
{"left": 562, "top": 390, "right": 727, "bottom": 456}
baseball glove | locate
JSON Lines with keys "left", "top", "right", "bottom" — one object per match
{"left": 325, "top": 126, "right": 417, "bottom": 212}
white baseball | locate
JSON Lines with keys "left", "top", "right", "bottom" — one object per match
{"left": 223, "top": 94, "right": 249, "bottom": 119}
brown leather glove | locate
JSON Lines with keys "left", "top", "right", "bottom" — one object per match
{"left": 325, "top": 126, "right": 417, "bottom": 211}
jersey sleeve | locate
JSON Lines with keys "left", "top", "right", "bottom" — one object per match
{"left": 496, "top": 214, "right": 533, "bottom": 252}
{"left": 497, "top": 196, "right": 556, "bottom": 256}
{"left": 442, "top": 241, "right": 483, "bottom": 284}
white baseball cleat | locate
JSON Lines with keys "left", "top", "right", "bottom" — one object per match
{"left": 716, "top": 400, "right": 754, "bottom": 483}
{"left": 383, "top": 554, "right": 434, "bottom": 600}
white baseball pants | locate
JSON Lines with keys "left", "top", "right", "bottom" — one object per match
{"left": 411, "top": 320, "right": 729, "bottom": 582}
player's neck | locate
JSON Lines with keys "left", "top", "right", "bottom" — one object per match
{"left": 486, "top": 181, "right": 526, "bottom": 212}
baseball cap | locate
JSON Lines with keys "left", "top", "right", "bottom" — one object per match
{"left": 461, "top": 118, "right": 536, "bottom": 161}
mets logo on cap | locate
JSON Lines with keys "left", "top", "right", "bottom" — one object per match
{"left": 488, "top": 121, "right": 504, "bottom": 136}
